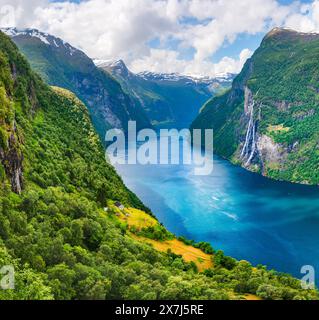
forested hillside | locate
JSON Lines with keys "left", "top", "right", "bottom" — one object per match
{"left": 2, "top": 28, "right": 151, "bottom": 139}
{"left": 0, "top": 32, "right": 317, "bottom": 300}
{"left": 192, "top": 28, "right": 319, "bottom": 185}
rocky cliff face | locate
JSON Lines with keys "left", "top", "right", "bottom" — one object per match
{"left": 191, "top": 28, "right": 319, "bottom": 185}
{"left": 0, "top": 34, "right": 26, "bottom": 194}
{"left": 0, "top": 124, "right": 23, "bottom": 194}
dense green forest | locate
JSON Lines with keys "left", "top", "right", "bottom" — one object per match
{"left": 191, "top": 28, "right": 319, "bottom": 185}
{"left": 0, "top": 32, "right": 318, "bottom": 300}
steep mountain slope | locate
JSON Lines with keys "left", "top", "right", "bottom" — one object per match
{"left": 96, "top": 59, "right": 234, "bottom": 128}
{"left": 2, "top": 28, "right": 152, "bottom": 138}
{"left": 0, "top": 31, "right": 316, "bottom": 300}
{"left": 192, "top": 28, "right": 319, "bottom": 185}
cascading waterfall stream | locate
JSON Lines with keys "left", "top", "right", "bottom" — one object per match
{"left": 245, "top": 120, "right": 256, "bottom": 166}
{"left": 240, "top": 101, "right": 254, "bottom": 157}
{"left": 241, "top": 88, "right": 258, "bottom": 166}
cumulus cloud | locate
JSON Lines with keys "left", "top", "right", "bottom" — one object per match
{"left": 1, "top": 0, "right": 319, "bottom": 76}
{"left": 175, "top": 0, "right": 291, "bottom": 62}
{"left": 0, "top": 0, "right": 47, "bottom": 28}
{"left": 130, "top": 48, "right": 253, "bottom": 77}
{"left": 284, "top": 0, "right": 319, "bottom": 32}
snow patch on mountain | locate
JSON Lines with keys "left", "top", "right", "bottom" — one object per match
{"left": 94, "top": 59, "right": 236, "bottom": 85}
{"left": 53, "top": 39, "right": 59, "bottom": 48}
{"left": 1, "top": 28, "right": 80, "bottom": 57}
{"left": 137, "top": 70, "right": 235, "bottom": 84}
{"left": 94, "top": 59, "right": 132, "bottom": 78}
{"left": 2, "top": 28, "right": 50, "bottom": 45}
{"left": 94, "top": 59, "right": 124, "bottom": 68}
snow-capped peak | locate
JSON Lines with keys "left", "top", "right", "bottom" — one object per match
{"left": 94, "top": 59, "right": 132, "bottom": 78}
{"left": 93, "top": 59, "right": 111, "bottom": 67}
{"left": 1, "top": 27, "right": 79, "bottom": 56}
{"left": 1, "top": 27, "right": 50, "bottom": 45}
{"left": 94, "top": 59, "right": 236, "bottom": 84}
{"left": 94, "top": 59, "right": 126, "bottom": 69}
{"left": 137, "top": 71, "right": 235, "bottom": 84}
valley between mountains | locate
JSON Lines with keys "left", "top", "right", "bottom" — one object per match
{"left": 0, "top": 27, "right": 319, "bottom": 300}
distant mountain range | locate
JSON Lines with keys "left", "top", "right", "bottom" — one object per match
{"left": 96, "top": 59, "right": 234, "bottom": 128}
{"left": 2, "top": 27, "right": 234, "bottom": 132}
{"left": 137, "top": 70, "right": 235, "bottom": 84}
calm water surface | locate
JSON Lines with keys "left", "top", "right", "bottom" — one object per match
{"left": 113, "top": 136, "right": 319, "bottom": 280}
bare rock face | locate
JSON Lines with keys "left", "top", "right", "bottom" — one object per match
{"left": 244, "top": 87, "right": 254, "bottom": 115}
{"left": 257, "top": 135, "right": 285, "bottom": 164}
{"left": 101, "top": 106, "right": 122, "bottom": 129}
{"left": 0, "top": 126, "right": 23, "bottom": 194}
{"left": 7, "top": 134, "right": 23, "bottom": 194}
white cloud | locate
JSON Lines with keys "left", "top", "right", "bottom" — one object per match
{"left": 2, "top": 0, "right": 319, "bottom": 76}
{"left": 176, "top": 0, "right": 291, "bottom": 62}
{"left": 130, "top": 48, "right": 253, "bottom": 77}
{"left": 0, "top": 0, "right": 47, "bottom": 28}
{"left": 284, "top": 1, "right": 319, "bottom": 32}
{"left": 213, "top": 49, "right": 253, "bottom": 75}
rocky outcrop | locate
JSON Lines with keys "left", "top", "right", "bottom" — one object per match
{"left": 257, "top": 134, "right": 284, "bottom": 165}
{"left": 0, "top": 124, "right": 23, "bottom": 194}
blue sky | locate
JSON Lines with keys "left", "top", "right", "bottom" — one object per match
{"left": 4, "top": 0, "right": 319, "bottom": 76}
{"left": 50, "top": 0, "right": 310, "bottom": 62}
{"left": 210, "top": 0, "right": 314, "bottom": 61}
{"left": 49, "top": 0, "right": 315, "bottom": 60}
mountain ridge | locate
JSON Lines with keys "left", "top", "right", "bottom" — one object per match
{"left": 2, "top": 27, "right": 152, "bottom": 138}
{"left": 2, "top": 27, "right": 233, "bottom": 131}
{"left": 192, "top": 27, "right": 319, "bottom": 185}
{"left": 97, "top": 59, "right": 234, "bottom": 128}
{"left": 95, "top": 58, "right": 235, "bottom": 82}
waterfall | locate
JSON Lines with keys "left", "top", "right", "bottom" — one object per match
{"left": 240, "top": 100, "right": 254, "bottom": 158}
{"left": 245, "top": 119, "right": 256, "bottom": 166}
{"left": 240, "top": 88, "right": 258, "bottom": 166}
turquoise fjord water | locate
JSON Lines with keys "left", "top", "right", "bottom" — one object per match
{"left": 113, "top": 136, "right": 319, "bottom": 281}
